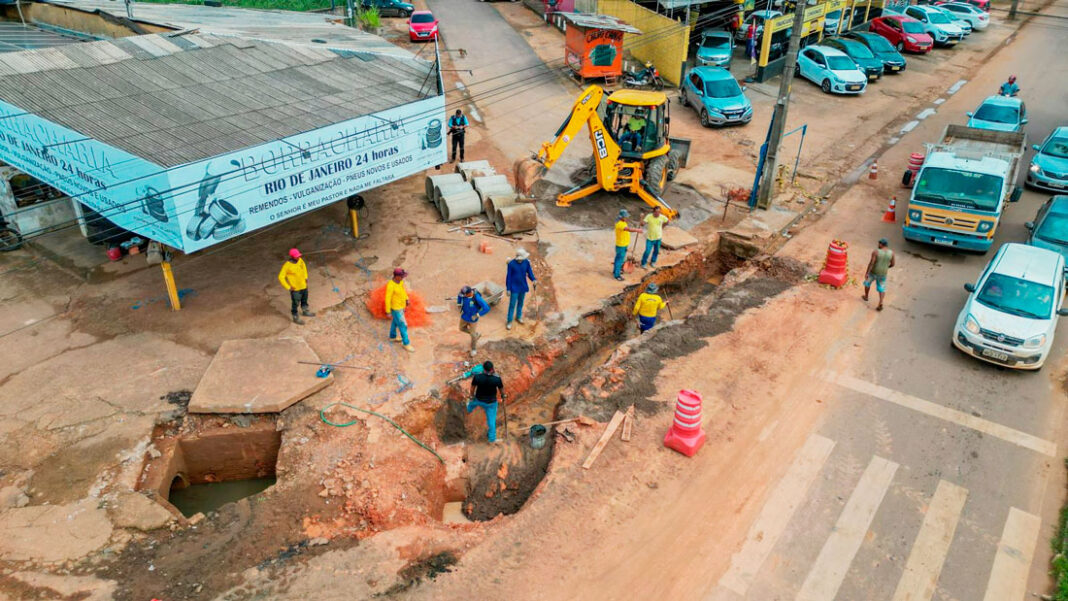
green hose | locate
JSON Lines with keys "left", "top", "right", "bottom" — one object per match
{"left": 320, "top": 402, "right": 444, "bottom": 464}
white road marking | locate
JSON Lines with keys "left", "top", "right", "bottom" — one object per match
{"left": 901, "top": 120, "right": 919, "bottom": 133}
{"left": 468, "top": 106, "right": 483, "bottom": 123}
{"left": 982, "top": 508, "right": 1041, "bottom": 601}
{"left": 933, "top": 98, "right": 946, "bottom": 105}
{"left": 717, "top": 435, "right": 836, "bottom": 595}
{"left": 826, "top": 372, "right": 1057, "bottom": 457}
{"left": 796, "top": 456, "right": 898, "bottom": 601}
{"left": 891, "top": 480, "right": 968, "bottom": 601}
{"left": 947, "top": 80, "right": 967, "bottom": 94}
{"left": 916, "top": 108, "right": 936, "bottom": 120}
{"left": 888, "top": 136, "right": 901, "bottom": 146}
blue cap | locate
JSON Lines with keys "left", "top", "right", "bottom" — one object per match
{"left": 619, "top": 209, "right": 629, "bottom": 218}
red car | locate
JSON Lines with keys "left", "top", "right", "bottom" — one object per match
{"left": 408, "top": 10, "right": 438, "bottom": 42}
{"left": 870, "top": 15, "right": 934, "bottom": 54}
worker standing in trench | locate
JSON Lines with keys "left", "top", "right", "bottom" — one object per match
{"left": 278, "top": 248, "right": 315, "bottom": 325}
{"left": 468, "top": 361, "right": 506, "bottom": 443}
{"left": 633, "top": 282, "right": 668, "bottom": 333}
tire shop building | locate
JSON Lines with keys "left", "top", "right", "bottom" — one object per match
{"left": 0, "top": 19, "right": 445, "bottom": 295}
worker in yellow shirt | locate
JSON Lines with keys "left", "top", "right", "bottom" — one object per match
{"left": 633, "top": 282, "right": 667, "bottom": 333}
{"left": 278, "top": 248, "right": 314, "bottom": 325}
{"left": 384, "top": 267, "right": 415, "bottom": 352}
{"left": 613, "top": 209, "right": 642, "bottom": 281}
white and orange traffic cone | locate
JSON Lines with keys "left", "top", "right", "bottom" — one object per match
{"left": 869, "top": 161, "right": 879, "bottom": 180}
{"left": 882, "top": 196, "right": 897, "bottom": 223}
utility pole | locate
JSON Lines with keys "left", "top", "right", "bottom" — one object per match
{"left": 1007, "top": 0, "right": 1018, "bottom": 20}
{"left": 346, "top": 0, "right": 356, "bottom": 28}
{"left": 755, "top": 5, "right": 809, "bottom": 209}
{"left": 124, "top": 0, "right": 133, "bottom": 19}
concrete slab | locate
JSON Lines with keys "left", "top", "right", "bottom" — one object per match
{"left": 188, "top": 338, "right": 332, "bottom": 414}
{"left": 660, "top": 227, "right": 699, "bottom": 250}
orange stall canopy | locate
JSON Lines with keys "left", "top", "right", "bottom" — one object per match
{"left": 562, "top": 14, "right": 642, "bottom": 83}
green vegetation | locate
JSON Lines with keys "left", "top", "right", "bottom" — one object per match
{"left": 135, "top": 0, "right": 338, "bottom": 12}
{"left": 357, "top": 6, "right": 381, "bottom": 29}
{"left": 1051, "top": 460, "right": 1068, "bottom": 601}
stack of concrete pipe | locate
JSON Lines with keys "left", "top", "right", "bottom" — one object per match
{"left": 472, "top": 175, "right": 515, "bottom": 213}
{"left": 483, "top": 193, "right": 517, "bottom": 218}
{"left": 425, "top": 173, "right": 464, "bottom": 204}
{"left": 494, "top": 204, "right": 538, "bottom": 235}
{"left": 456, "top": 160, "right": 497, "bottom": 181}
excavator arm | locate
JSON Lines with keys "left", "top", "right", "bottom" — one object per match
{"left": 536, "top": 85, "right": 621, "bottom": 189}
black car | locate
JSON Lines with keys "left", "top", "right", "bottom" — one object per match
{"left": 823, "top": 37, "right": 884, "bottom": 80}
{"left": 844, "top": 31, "right": 907, "bottom": 73}
{"left": 359, "top": 0, "right": 413, "bottom": 17}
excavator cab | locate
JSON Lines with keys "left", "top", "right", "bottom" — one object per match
{"left": 604, "top": 90, "right": 670, "bottom": 160}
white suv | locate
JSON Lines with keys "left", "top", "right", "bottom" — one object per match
{"left": 937, "top": 2, "right": 990, "bottom": 30}
{"left": 953, "top": 243, "right": 1068, "bottom": 370}
{"left": 905, "top": 5, "right": 965, "bottom": 45}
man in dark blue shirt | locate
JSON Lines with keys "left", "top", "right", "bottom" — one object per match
{"left": 457, "top": 285, "right": 490, "bottom": 356}
{"left": 448, "top": 109, "right": 469, "bottom": 163}
{"left": 467, "top": 361, "right": 505, "bottom": 442}
{"left": 505, "top": 247, "right": 537, "bottom": 330}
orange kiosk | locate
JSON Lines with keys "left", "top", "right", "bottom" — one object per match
{"left": 561, "top": 14, "right": 641, "bottom": 84}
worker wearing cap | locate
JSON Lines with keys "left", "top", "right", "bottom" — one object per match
{"left": 278, "top": 248, "right": 314, "bottom": 325}
{"left": 505, "top": 247, "right": 537, "bottom": 330}
{"left": 457, "top": 285, "right": 491, "bottom": 357}
{"left": 468, "top": 361, "right": 505, "bottom": 443}
{"left": 633, "top": 282, "right": 667, "bottom": 333}
{"left": 385, "top": 268, "right": 415, "bottom": 352}
{"left": 613, "top": 210, "right": 642, "bottom": 281}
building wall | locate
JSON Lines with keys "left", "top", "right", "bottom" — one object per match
{"left": 596, "top": 0, "right": 690, "bottom": 85}
{"left": 3, "top": 2, "right": 174, "bottom": 39}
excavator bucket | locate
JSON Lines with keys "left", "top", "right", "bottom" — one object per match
{"left": 513, "top": 157, "right": 545, "bottom": 197}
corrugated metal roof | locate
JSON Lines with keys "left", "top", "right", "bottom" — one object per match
{"left": 560, "top": 13, "right": 642, "bottom": 33}
{"left": 0, "top": 33, "right": 437, "bottom": 167}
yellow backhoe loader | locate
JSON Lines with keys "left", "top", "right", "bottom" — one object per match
{"left": 526, "top": 85, "right": 690, "bottom": 219}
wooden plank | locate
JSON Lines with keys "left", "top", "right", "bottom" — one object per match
{"left": 582, "top": 410, "right": 625, "bottom": 470}
{"left": 620, "top": 405, "right": 635, "bottom": 442}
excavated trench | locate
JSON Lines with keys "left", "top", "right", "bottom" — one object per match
{"left": 435, "top": 241, "right": 751, "bottom": 522}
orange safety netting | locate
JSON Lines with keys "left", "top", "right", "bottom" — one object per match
{"left": 366, "top": 283, "right": 432, "bottom": 328}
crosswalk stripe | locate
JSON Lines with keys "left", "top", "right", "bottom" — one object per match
{"left": 796, "top": 455, "right": 899, "bottom": 601}
{"left": 826, "top": 371, "right": 1057, "bottom": 457}
{"left": 982, "top": 507, "right": 1041, "bottom": 601}
{"left": 717, "top": 434, "right": 836, "bottom": 595}
{"left": 891, "top": 480, "right": 968, "bottom": 601}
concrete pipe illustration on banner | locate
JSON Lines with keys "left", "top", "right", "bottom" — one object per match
{"left": 138, "top": 186, "right": 169, "bottom": 223}
{"left": 423, "top": 118, "right": 443, "bottom": 150}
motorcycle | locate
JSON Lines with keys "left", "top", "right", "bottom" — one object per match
{"left": 623, "top": 62, "right": 664, "bottom": 91}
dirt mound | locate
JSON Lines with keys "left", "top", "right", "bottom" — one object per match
{"left": 366, "top": 284, "right": 432, "bottom": 327}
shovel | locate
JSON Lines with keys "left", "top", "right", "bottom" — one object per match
{"left": 623, "top": 233, "right": 641, "bottom": 274}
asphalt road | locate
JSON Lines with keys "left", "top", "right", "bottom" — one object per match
{"left": 710, "top": 10, "right": 1068, "bottom": 601}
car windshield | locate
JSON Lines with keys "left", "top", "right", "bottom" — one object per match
{"left": 928, "top": 11, "right": 951, "bottom": 23}
{"left": 901, "top": 20, "right": 925, "bottom": 33}
{"left": 411, "top": 13, "right": 434, "bottom": 22}
{"left": 976, "top": 273, "right": 1054, "bottom": 320}
{"left": 1041, "top": 137, "right": 1068, "bottom": 158}
{"left": 843, "top": 43, "right": 874, "bottom": 58}
{"left": 705, "top": 78, "right": 742, "bottom": 98}
{"left": 914, "top": 167, "right": 1002, "bottom": 211}
{"left": 974, "top": 103, "right": 1019, "bottom": 124}
{"left": 865, "top": 35, "right": 895, "bottom": 52}
{"left": 826, "top": 55, "right": 856, "bottom": 70}
{"left": 701, "top": 35, "right": 730, "bottom": 48}
{"left": 1036, "top": 212, "right": 1068, "bottom": 245}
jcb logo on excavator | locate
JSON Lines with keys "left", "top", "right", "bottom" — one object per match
{"left": 593, "top": 130, "right": 608, "bottom": 159}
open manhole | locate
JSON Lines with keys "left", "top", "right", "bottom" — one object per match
{"left": 140, "top": 422, "right": 280, "bottom": 518}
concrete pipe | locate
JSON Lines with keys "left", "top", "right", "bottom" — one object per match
{"left": 494, "top": 203, "right": 538, "bottom": 235}
{"left": 457, "top": 160, "right": 495, "bottom": 180}
{"left": 426, "top": 173, "right": 464, "bottom": 202}
{"left": 471, "top": 175, "right": 511, "bottom": 197}
{"left": 477, "top": 184, "right": 515, "bottom": 212}
{"left": 440, "top": 189, "right": 483, "bottom": 222}
{"left": 435, "top": 181, "right": 475, "bottom": 206}
{"left": 485, "top": 193, "right": 518, "bottom": 218}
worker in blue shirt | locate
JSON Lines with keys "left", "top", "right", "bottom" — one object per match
{"left": 456, "top": 285, "right": 490, "bottom": 356}
{"left": 448, "top": 109, "right": 469, "bottom": 163}
{"left": 505, "top": 247, "right": 537, "bottom": 330}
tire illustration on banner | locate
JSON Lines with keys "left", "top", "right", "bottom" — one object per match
{"left": 183, "top": 164, "right": 246, "bottom": 242}
{"left": 423, "top": 118, "right": 443, "bottom": 149}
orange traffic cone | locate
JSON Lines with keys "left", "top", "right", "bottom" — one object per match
{"left": 882, "top": 196, "right": 897, "bottom": 223}
{"left": 869, "top": 161, "right": 879, "bottom": 180}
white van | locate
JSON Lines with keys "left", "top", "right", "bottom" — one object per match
{"left": 953, "top": 243, "right": 1068, "bottom": 370}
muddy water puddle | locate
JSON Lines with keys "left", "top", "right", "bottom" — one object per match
{"left": 169, "top": 477, "right": 276, "bottom": 517}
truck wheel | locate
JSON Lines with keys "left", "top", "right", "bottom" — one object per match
{"left": 645, "top": 155, "right": 669, "bottom": 196}
{"left": 667, "top": 152, "right": 681, "bottom": 182}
